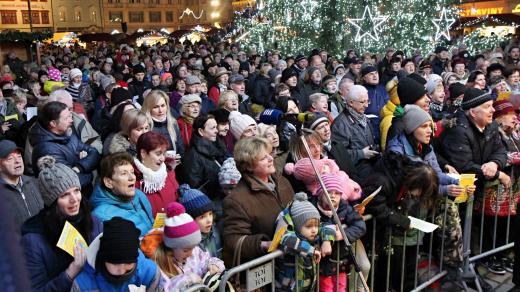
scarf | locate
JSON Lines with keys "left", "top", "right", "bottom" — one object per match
{"left": 133, "top": 158, "right": 168, "bottom": 193}
{"left": 182, "top": 115, "right": 195, "bottom": 124}
{"left": 430, "top": 101, "right": 443, "bottom": 112}
{"left": 346, "top": 105, "right": 368, "bottom": 128}
{"left": 96, "top": 255, "right": 137, "bottom": 285}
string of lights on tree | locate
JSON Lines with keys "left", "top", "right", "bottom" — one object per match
{"left": 232, "top": 0, "right": 513, "bottom": 56}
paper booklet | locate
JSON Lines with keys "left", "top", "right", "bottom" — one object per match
{"left": 408, "top": 216, "right": 439, "bottom": 233}
{"left": 56, "top": 221, "right": 88, "bottom": 257}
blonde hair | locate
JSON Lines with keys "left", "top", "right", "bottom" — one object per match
{"left": 120, "top": 109, "right": 152, "bottom": 137}
{"left": 288, "top": 129, "right": 322, "bottom": 161}
{"left": 154, "top": 243, "right": 180, "bottom": 278}
{"left": 234, "top": 137, "right": 272, "bottom": 173}
{"left": 141, "top": 90, "right": 178, "bottom": 151}
{"left": 259, "top": 63, "right": 272, "bottom": 77}
{"left": 218, "top": 90, "right": 238, "bottom": 108}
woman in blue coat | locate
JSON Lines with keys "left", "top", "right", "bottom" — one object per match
{"left": 21, "top": 156, "right": 103, "bottom": 292}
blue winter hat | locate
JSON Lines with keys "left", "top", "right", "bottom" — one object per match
{"left": 178, "top": 184, "right": 213, "bottom": 218}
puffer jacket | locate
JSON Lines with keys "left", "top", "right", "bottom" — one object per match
{"left": 21, "top": 211, "right": 102, "bottom": 292}
{"left": 311, "top": 198, "right": 366, "bottom": 276}
{"left": 364, "top": 83, "right": 390, "bottom": 144}
{"left": 439, "top": 111, "right": 507, "bottom": 193}
{"left": 222, "top": 173, "right": 294, "bottom": 267}
{"left": 387, "top": 133, "right": 458, "bottom": 196}
{"left": 29, "top": 122, "right": 100, "bottom": 189}
{"left": 72, "top": 250, "right": 159, "bottom": 292}
{"left": 90, "top": 183, "right": 154, "bottom": 236}
{"left": 181, "top": 135, "right": 227, "bottom": 198}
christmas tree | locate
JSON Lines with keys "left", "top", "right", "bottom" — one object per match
{"left": 232, "top": 0, "right": 512, "bottom": 56}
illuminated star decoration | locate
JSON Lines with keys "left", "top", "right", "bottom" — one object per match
{"left": 299, "top": 0, "right": 318, "bottom": 21}
{"left": 432, "top": 7, "right": 456, "bottom": 41}
{"left": 348, "top": 6, "right": 389, "bottom": 42}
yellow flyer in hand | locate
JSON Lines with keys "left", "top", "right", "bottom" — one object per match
{"left": 153, "top": 213, "right": 166, "bottom": 229}
{"left": 268, "top": 225, "right": 287, "bottom": 253}
{"left": 56, "top": 221, "right": 87, "bottom": 256}
{"left": 455, "top": 174, "right": 476, "bottom": 203}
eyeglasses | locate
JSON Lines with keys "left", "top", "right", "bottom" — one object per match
{"left": 353, "top": 99, "right": 370, "bottom": 105}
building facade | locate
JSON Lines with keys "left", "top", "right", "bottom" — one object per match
{"left": 52, "top": 0, "right": 103, "bottom": 32}
{"left": 0, "top": 0, "right": 53, "bottom": 31}
{"left": 102, "top": 0, "right": 232, "bottom": 33}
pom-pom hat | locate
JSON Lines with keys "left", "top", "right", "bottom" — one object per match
{"left": 163, "top": 202, "right": 201, "bottom": 249}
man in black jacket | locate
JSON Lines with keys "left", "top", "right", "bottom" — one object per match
{"left": 128, "top": 64, "right": 151, "bottom": 105}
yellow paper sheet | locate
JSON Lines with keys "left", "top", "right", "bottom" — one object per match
{"left": 56, "top": 221, "right": 87, "bottom": 257}
{"left": 268, "top": 225, "right": 287, "bottom": 253}
{"left": 153, "top": 212, "right": 166, "bottom": 229}
{"left": 455, "top": 174, "right": 476, "bottom": 203}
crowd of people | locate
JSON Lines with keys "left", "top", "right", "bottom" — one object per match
{"left": 1, "top": 34, "right": 520, "bottom": 292}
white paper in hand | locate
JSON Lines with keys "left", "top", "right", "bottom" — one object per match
{"left": 408, "top": 216, "right": 439, "bottom": 233}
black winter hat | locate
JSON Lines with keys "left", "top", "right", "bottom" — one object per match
{"left": 98, "top": 217, "right": 140, "bottom": 264}
{"left": 408, "top": 73, "right": 427, "bottom": 85}
{"left": 449, "top": 82, "right": 466, "bottom": 100}
{"left": 434, "top": 46, "right": 448, "bottom": 54}
{"left": 361, "top": 65, "right": 377, "bottom": 77}
{"left": 132, "top": 64, "right": 145, "bottom": 74}
{"left": 461, "top": 88, "right": 492, "bottom": 110}
{"left": 487, "top": 63, "right": 505, "bottom": 75}
{"left": 111, "top": 87, "right": 133, "bottom": 106}
{"left": 281, "top": 68, "right": 298, "bottom": 84}
{"left": 210, "top": 108, "right": 230, "bottom": 124}
{"left": 397, "top": 77, "right": 427, "bottom": 106}
{"left": 303, "top": 111, "right": 328, "bottom": 130}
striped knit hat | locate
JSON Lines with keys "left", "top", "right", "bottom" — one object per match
{"left": 163, "top": 202, "right": 201, "bottom": 249}
{"left": 290, "top": 192, "right": 320, "bottom": 233}
{"left": 315, "top": 174, "right": 344, "bottom": 198}
{"left": 461, "top": 88, "right": 492, "bottom": 110}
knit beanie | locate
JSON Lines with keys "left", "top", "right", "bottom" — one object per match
{"left": 397, "top": 77, "right": 428, "bottom": 106}
{"left": 361, "top": 65, "right": 377, "bottom": 77}
{"left": 314, "top": 172, "right": 362, "bottom": 202}
{"left": 110, "top": 87, "right": 132, "bottom": 106}
{"left": 48, "top": 67, "right": 62, "bottom": 81}
{"left": 291, "top": 192, "right": 320, "bottom": 233}
{"left": 461, "top": 88, "right": 492, "bottom": 110}
{"left": 69, "top": 68, "right": 82, "bottom": 80}
{"left": 449, "top": 82, "right": 465, "bottom": 101}
{"left": 403, "top": 104, "right": 432, "bottom": 134}
{"left": 229, "top": 111, "right": 256, "bottom": 140}
{"left": 163, "top": 202, "right": 201, "bottom": 249}
{"left": 408, "top": 73, "right": 427, "bottom": 85}
{"left": 98, "top": 217, "right": 140, "bottom": 264}
{"left": 303, "top": 111, "right": 328, "bottom": 130}
{"left": 425, "top": 74, "right": 443, "bottom": 95}
{"left": 37, "top": 156, "right": 81, "bottom": 207}
{"left": 180, "top": 94, "right": 202, "bottom": 105}
{"left": 100, "top": 74, "right": 113, "bottom": 91}
{"left": 218, "top": 157, "right": 242, "bottom": 186}
{"left": 442, "top": 72, "right": 459, "bottom": 85}
{"left": 178, "top": 184, "right": 213, "bottom": 218}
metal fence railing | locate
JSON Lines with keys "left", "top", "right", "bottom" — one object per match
{"left": 186, "top": 177, "right": 518, "bottom": 292}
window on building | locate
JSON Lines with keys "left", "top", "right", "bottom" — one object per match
{"left": 0, "top": 10, "right": 17, "bottom": 25}
{"left": 41, "top": 11, "right": 49, "bottom": 24}
{"left": 108, "top": 0, "right": 113, "bottom": 3}
{"left": 74, "top": 9, "right": 81, "bottom": 22}
{"left": 129, "top": 11, "right": 144, "bottom": 23}
{"left": 149, "top": 11, "right": 161, "bottom": 22}
{"left": 109, "top": 11, "right": 123, "bottom": 22}
{"left": 59, "top": 7, "right": 66, "bottom": 22}
{"left": 168, "top": 0, "right": 173, "bottom": 4}
{"left": 90, "top": 7, "right": 97, "bottom": 22}
{"left": 22, "top": 11, "right": 29, "bottom": 24}
{"left": 31, "top": 11, "right": 40, "bottom": 24}
{"left": 166, "top": 11, "right": 173, "bottom": 22}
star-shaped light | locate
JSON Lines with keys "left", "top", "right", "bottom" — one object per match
{"left": 347, "top": 6, "right": 389, "bottom": 42}
{"left": 299, "top": 0, "right": 318, "bottom": 21}
{"left": 432, "top": 8, "right": 455, "bottom": 41}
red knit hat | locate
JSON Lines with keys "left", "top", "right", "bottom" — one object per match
{"left": 493, "top": 100, "right": 516, "bottom": 119}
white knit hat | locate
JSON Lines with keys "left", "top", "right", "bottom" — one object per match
{"left": 69, "top": 68, "right": 82, "bottom": 80}
{"left": 229, "top": 111, "right": 256, "bottom": 140}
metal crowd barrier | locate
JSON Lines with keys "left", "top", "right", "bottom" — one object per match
{"left": 185, "top": 284, "right": 212, "bottom": 292}
{"left": 209, "top": 176, "right": 517, "bottom": 292}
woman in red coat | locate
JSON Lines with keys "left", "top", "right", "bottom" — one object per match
{"left": 134, "top": 131, "right": 179, "bottom": 217}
